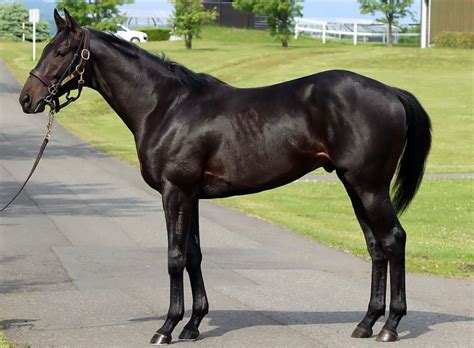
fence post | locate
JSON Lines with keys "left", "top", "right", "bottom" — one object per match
{"left": 294, "top": 18, "right": 299, "bottom": 39}
{"left": 353, "top": 23, "right": 358, "bottom": 45}
{"left": 421, "top": 0, "right": 428, "bottom": 48}
{"left": 322, "top": 21, "right": 326, "bottom": 44}
{"left": 21, "top": 17, "right": 25, "bottom": 42}
{"left": 32, "top": 20, "right": 36, "bottom": 61}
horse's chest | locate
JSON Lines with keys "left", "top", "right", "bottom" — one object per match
{"left": 136, "top": 141, "right": 204, "bottom": 193}
{"left": 136, "top": 146, "right": 165, "bottom": 192}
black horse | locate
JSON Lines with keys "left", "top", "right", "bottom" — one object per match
{"left": 19, "top": 10, "right": 431, "bottom": 344}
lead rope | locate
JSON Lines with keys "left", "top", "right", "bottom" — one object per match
{"left": 0, "top": 109, "right": 55, "bottom": 212}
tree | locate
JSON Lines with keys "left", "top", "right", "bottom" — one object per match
{"left": 171, "top": 0, "right": 217, "bottom": 49}
{"left": 0, "top": 3, "right": 50, "bottom": 42}
{"left": 234, "top": 0, "right": 303, "bottom": 48}
{"left": 358, "top": 0, "right": 414, "bottom": 47}
{"left": 56, "top": 0, "right": 134, "bottom": 31}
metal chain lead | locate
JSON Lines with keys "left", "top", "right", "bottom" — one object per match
{"left": 45, "top": 108, "right": 55, "bottom": 140}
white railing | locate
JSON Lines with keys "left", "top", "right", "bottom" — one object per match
{"left": 126, "top": 16, "right": 172, "bottom": 28}
{"left": 295, "top": 18, "right": 419, "bottom": 45}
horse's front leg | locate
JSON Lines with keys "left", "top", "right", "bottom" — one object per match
{"left": 150, "top": 183, "right": 194, "bottom": 345}
{"left": 179, "top": 201, "right": 209, "bottom": 340}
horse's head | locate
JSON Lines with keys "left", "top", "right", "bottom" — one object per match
{"left": 19, "top": 9, "right": 88, "bottom": 113}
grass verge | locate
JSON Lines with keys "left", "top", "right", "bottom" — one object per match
{"left": 0, "top": 331, "right": 15, "bottom": 348}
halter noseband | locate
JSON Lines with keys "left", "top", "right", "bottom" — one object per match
{"left": 29, "top": 28, "right": 91, "bottom": 113}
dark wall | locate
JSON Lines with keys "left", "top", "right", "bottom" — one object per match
{"left": 203, "top": 1, "right": 266, "bottom": 29}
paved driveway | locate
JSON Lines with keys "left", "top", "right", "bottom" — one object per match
{"left": 1, "top": 60, "right": 473, "bottom": 347}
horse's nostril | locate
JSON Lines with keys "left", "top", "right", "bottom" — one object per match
{"left": 22, "top": 93, "right": 31, "bottom": 107}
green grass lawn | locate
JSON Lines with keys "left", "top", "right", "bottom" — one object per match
{"left": 0, "top": 26, "right": 472, "bottom": 277}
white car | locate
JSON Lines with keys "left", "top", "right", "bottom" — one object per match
{"left": 116, "top": 24, "right": 148, "bottom": 43}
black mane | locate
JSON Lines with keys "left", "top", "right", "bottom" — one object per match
{"left": 92, "top": 29, "right": 226, "bottom": 89}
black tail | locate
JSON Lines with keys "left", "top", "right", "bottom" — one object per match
{"left": 392, "top": 88, "right": 432, "bottom": 215}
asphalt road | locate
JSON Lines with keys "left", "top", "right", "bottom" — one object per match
{"left": 1, "top": 60, "right": 473, "bottom": 347}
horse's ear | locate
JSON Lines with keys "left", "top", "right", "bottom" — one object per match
{"left": 64, "top": 9, "right": 81, "bottom": 33}
{"left": 54, "top": 9, "right": 66, "bottom": 31}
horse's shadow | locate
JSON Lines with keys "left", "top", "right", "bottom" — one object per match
{"left": 130, "top": 309, "right": 473, "bottom": 341}
{"left": 0, "top": 318, "right": 37, "bottom": 331}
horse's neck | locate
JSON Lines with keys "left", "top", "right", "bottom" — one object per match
{"left": 87, "top": 35, "right": 181, "bottom": 135}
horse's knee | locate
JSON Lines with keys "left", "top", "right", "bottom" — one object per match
{"left": 168, "top": 249, "right": 186, "bottom": 275}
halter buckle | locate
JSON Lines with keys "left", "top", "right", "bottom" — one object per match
{"left": 81, "top": 49, "right": 90, "bottom": 60}
{"left": 75, "top": 65, "right": 85, "bottom": 75}
{"left": 48, "top": 85, "right": 57, "bottom": 95}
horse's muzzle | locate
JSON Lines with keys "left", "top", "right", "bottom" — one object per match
{"left": 19, "top": 92, "right": 45, "bottom": 114}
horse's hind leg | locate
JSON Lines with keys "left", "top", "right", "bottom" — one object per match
{"left": 179, "top": 201, "right": 209, "bottom": 341}
{"left": 338, "top": 173, "right": 388, "bottom": 338}
{"left": 339, "top": 171, "right": 407, "bottom": 342}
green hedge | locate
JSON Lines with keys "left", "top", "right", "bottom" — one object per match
{"left": 433, "top": 32, "right": 474, "bottom": 49}
{"left": 137, "top": 28, "right": 171, "bottom": 41}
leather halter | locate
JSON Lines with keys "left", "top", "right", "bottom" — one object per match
{"left": 29, "top": 28, "right": 91, "bottom": 112}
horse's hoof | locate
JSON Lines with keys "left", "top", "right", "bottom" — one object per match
{"left": 351, "top": 325, "right": 372, "bottom": 338}
{"left": 376, "top": 329, "right": 398, "bottom": 342}
{"left": 179, "top": 328, "right": 200, "bottom": 341}
{"left": 150, "top": 332, "right": 172, "bottom": 345}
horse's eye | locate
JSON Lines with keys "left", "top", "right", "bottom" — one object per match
{"left": 56, "top": 51, "right": 65, "bottom": 58}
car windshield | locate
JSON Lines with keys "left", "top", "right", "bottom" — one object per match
{"left": 117, "top": 24, "right": 127, "bottom": 31}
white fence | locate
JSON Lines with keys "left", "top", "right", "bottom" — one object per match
{"left": 126, "top": 16, "right": 171, "bottom": 28}
{"left": 295, "top": 18, "right": 419, "bottom": 45}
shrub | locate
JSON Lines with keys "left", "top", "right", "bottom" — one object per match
{"left": 433, "top": 32, "right": 474, "bottom": 49}
{"left": 137, "top": 28, "right": 171, "bottom": 41}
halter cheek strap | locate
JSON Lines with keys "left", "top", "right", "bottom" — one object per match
{"left": 29, "top": 28, "right": 91, "bottom": 113}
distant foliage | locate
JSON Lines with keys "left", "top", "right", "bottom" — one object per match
{"left": 398, "top": 24, "right": 420, "bottom": 45}
{"left": 0, "top": 3, "right": 50, "bottom": 42}
{"left": 171, "top": 0, "right": 217, "bottom": 49}
{"left": 56, "top": 0, "right": 134, "bottom": 31}
{"left": 234, "top": 0, "right": 303, "bottom": 48}
{"left": 358, "top": 0, "right": 414, "bottom": 47}
{"left": 137, "top": 28, "right": 171, "bottom": 41}
{"left": 433, "top": 32, "right": 474, "bottom": 49}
